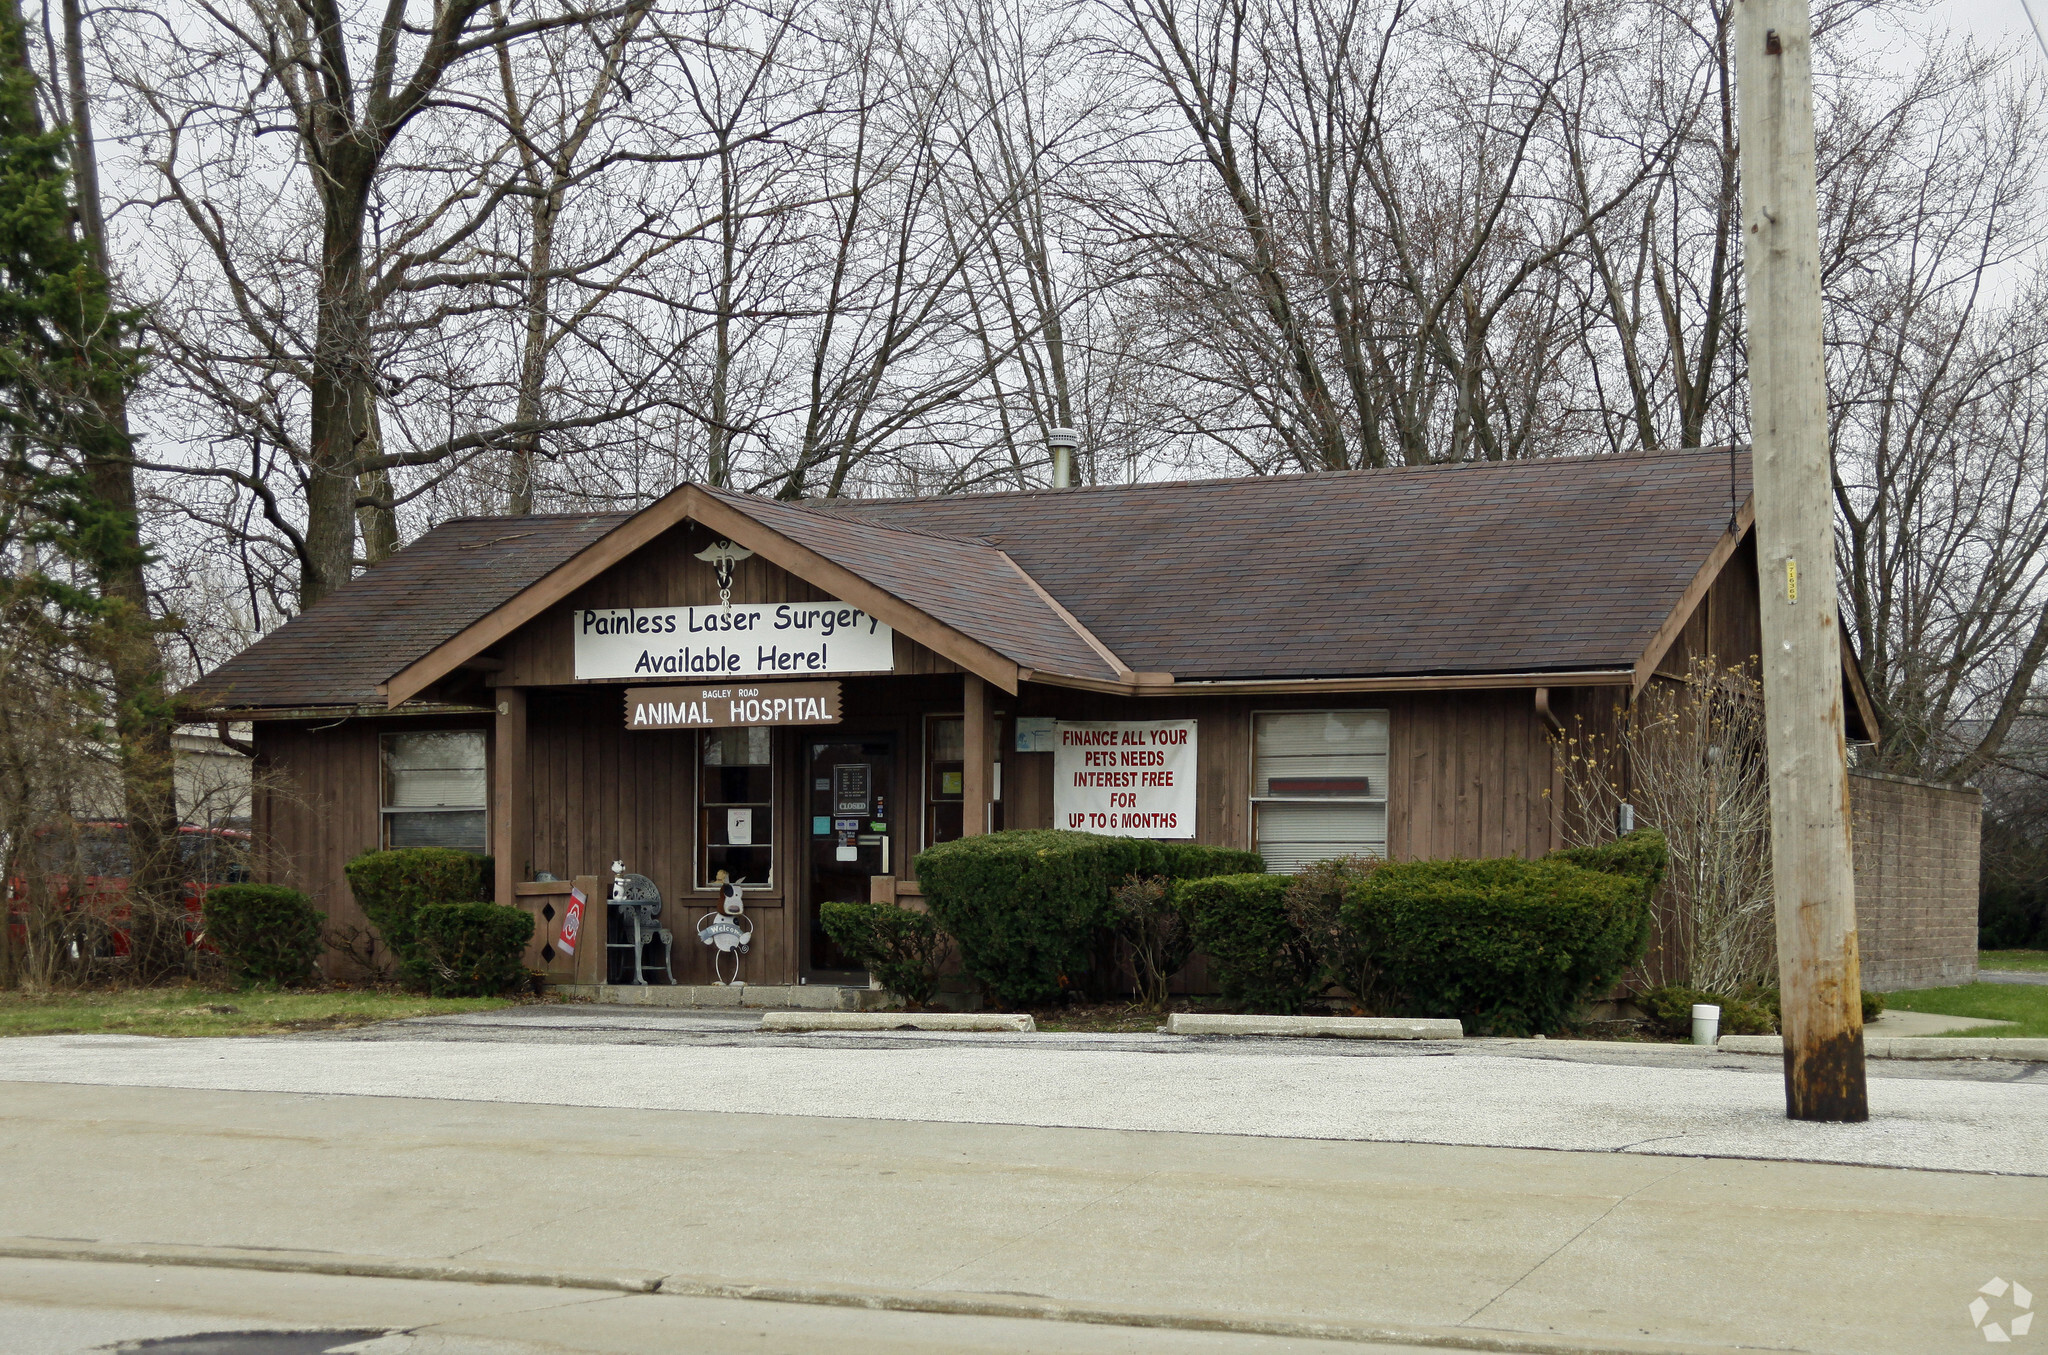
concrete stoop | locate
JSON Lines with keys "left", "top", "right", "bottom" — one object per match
{"left": 553, "top": 983, "right": 902, "bottom": 1011}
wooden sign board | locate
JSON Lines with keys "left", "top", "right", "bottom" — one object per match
{"left": 626, "top": 681, "right": 841, "bottom": 730}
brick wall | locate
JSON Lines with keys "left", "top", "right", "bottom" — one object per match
{"left": 1849, "top": 769, "right": 1980, "bottom": 991}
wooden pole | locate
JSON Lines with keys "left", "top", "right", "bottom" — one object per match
{"left": 492, "top": 686, "right": 529, "bottom": 905}
{"left": 1733, "top": 0, "right": 1868, "bottom": 1120}
{"left": 963, "top": 674, "right": 991, "bottom": 837}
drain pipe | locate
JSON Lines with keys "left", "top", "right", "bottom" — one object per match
{"left": 1048, "top": 427, "right": 1078, "bottom": 489}
{"left": 1534, "top": 687, "right": 1562, "bottom": 734}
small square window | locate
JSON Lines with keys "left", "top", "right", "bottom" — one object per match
{"left": 381, "top": 731, "right": 487, "bottom": 854}
{"left": 1251, "top": 710, "right": 1389, "bottom": 871}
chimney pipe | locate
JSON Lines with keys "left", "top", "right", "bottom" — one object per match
{"left": 1048, "top": 427, "right": 1078, "bottom": 489}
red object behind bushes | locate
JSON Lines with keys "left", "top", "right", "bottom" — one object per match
{"left": 5, "top": 821, "right": 251, "bottom": 959}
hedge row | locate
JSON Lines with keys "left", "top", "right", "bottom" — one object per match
{"left": 1179, "top": 830, "right": 1667, "bottom": 1034}
{"left": 1637, "top": 983, "right": 1887, "bottom": 1036}
{"left": 1178, "top": 874, "right": 1321, "bottom": 1013}
{"left": 345, "top": 847, "right": 530, "bottom": 995}
{"left": 913, "top": 830, "right": 1263, "bottom": 1007}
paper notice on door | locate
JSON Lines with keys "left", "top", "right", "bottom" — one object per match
{"left": 727, "top": 808, "right": 753, "bottom": 846}
{"left": 836, "top": 843, "right": 858, "bottom": 862}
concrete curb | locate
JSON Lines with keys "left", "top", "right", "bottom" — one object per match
{"left": 0, "top": 1237, "right": 1760, "bottom": 1355}
{"left": 654, "top": 1273, "right": 1748, "bottom": 1353}
{"left": 555, "top": 983, "right": 901, "bottom": 1011}
{"left": 1716, "top": 1034, "right": 2048, "bottom": 1061}
{"left": 1169, "top": 1014, "right": 1463, "bottom": 1039}
{"left": 0, "top": 1238, "right": 664, "bottom": 1292}
{"left": 760, "top": 1011, "right": 1035, "bottom": 1033}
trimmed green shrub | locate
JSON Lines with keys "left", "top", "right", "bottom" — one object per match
{"left": 202, "top": 884, "right": 323, "bottom": 987}
{"left": 1638, "top": 984, "right": 1778, "bottom": 1037}
{"left": 1749, "top": 987, "right": 1889, "bottom": 1029}
{"left": 1344, "top": 857, "right": 1653, "bottom": 1036}
{"left": 410, "top": 901, "right": 533, "bottom": 996}
{"left": 1283, "top": 857, "right": 1385, "bottom": 1012}
{"left": 1153, "top": 841, "right": 1269, "bottom": 879}
{"left": 820, "top": 901, "right": 953, "bottom": 1009}
{"left": 1549, "top": 828, "right": 1669, "bottom": 904}
{"left": 344, "top": 847, "right": 493, "bottom": 973}
{"left": 914, "top": 830, "right": 1263, "bottom": 1008}
{"left": 1180, "top": 873, "right": 1325, "bottom": 1013}
{"left": 1109, "top": 875, "right": 1194, "bottom": 1010}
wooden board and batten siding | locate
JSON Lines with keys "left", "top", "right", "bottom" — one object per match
{"left": 997, "top": 688, "right": 1570, "bottom": 865}
{"left": 254, "top": 682, "right": 1588, "bottom": 979}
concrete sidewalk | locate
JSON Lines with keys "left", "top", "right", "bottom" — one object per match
{"left": 1, "top": 1030, "right": 2042, "bottom": 1172}
{"left": 4, "top": 1080, "right": 2044, "bottom": 1354}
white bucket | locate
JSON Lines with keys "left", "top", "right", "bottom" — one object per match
{"left": 1691, "top": 1003, "right": 1722, "bottom": 1046}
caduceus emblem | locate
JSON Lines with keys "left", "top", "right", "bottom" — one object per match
{"left": 693, "top": 539, "right": 754, "bottom": 609}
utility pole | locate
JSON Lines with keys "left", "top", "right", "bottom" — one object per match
{"left": 1733, "top": 0, "right": 1868, "bottom": 1120}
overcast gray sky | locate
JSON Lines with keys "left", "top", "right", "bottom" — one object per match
{"left": 1932, "top": 0, "right": 2048, "bottom": 61}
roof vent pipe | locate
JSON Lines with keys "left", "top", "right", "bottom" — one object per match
{"left": 1048, "top": 427, "right": 1078, "bottom": 489}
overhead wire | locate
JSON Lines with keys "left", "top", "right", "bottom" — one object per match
{"left": 2020, "top": 0, "right": 2048, "bottom": 63}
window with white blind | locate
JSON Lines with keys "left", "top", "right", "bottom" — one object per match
{"left": 381, "top": 731, "right": 487, "bottom": 853}
{"left": 1251, "top": 710, "right": 1389, "bottom": 871}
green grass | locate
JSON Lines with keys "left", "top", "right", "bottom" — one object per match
{"left": 1881, "top": 982, "right": 2048, "bottom": 1038}
{"left": 1979, "top": 949, "right": 2048, "bottom": 972}
{"left": 0, "top": 985, "right": 517, "bottom": 1038}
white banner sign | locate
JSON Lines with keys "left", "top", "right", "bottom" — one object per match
{"left": 1053, "top": 720, "right": 1196, "bottom": 839}
{"left": 574, "top": 604, "right": 895, "bottom": 681}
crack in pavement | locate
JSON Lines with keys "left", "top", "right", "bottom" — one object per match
{"left": 1457, "top": 1162, "right": 1690, "bottom": 1327}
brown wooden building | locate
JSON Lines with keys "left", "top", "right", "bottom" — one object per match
{"left": 183, "top": 450, "right": 1959, "bottom": 994}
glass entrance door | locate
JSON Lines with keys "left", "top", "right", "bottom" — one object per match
{"left": 806, "top": 733, "right": 896, "bottom": 974}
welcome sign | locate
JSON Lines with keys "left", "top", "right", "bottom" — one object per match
{"left": 573, "top": 603, "right": 895, "bottom": 680}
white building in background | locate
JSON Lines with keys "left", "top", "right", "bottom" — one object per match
{"left": 175, "top": 723, "right": 251, "bottom": 829}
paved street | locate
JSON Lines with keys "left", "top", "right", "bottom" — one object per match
{"left": 2, "top": 1010, "right": 2043, "bottom": 1353}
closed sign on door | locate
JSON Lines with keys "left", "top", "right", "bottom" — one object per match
{"left": 833, "top": 764, "right": 871, "bottom": 815}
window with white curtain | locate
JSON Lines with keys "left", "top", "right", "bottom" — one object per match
{"left": 381, "top": 730, "right": 488, "bottom": 852}
{"left": 1251, "top": 710, "right": 1389, "bottom": 871}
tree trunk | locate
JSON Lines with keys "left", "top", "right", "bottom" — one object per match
{"left": 302, "top": 166, "right": 376, "bottom": 607}
{"left": 61, "top": 0, "right": 182, "bottom": 979}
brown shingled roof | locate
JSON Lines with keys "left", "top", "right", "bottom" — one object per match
{"left": 178, "top": 512, "right": 629, "bottom": 710}
{"left": 700, "top": 487, "right": 1122, "bottom": 682}
{"left": 819, "top": 450, "right": 1751, "bottom": 681}
{"left": 178, "top": 450, "right": 1750, "bottom": 711}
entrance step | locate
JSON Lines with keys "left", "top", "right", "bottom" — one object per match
{"left": 553, "top": 983, "right": 900, "bottom": 1011}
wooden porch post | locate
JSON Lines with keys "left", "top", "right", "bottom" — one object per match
{"left": 963, "top": 674, "right": 991, "bottom": 837}
{"left": 492, "top": 686, "right": 529, "bottom": 903}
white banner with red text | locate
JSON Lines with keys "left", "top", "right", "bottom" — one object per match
{"left": 1052, "top": 720, "right": 1196, "bottom": 839}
